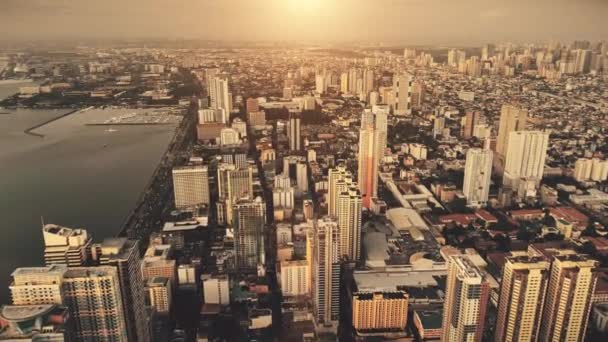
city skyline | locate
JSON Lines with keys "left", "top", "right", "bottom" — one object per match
{"left": 0, "top": 0, "right": 607, "bottom": 44}
{"left": 1, "top": 2, "right": 608, "bottom": 340}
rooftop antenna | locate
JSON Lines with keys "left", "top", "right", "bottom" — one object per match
{"left": 41, "top": 216, "right": 45, "bottom": 228}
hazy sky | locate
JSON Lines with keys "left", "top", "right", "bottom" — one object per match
{"left": 0, "top": 0, "right": 606, "bottom": 44}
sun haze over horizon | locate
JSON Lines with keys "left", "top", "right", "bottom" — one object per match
{"left": 0, "top": 0, "right": 607, "bottom": 45}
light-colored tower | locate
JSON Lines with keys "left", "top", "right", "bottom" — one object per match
{"left": 10, "top": 265, "right": 67, "bottom": 305}
{"left": 172, "top": 164, "right": 210, "bottom": 209}
{"left": 209, "top": 76, "right": 231, "bottom": 122}
{"left": 98, "top": 238, "right": 149, "bottom": 342}
{"left": 62, "top": 267, "right": 129, "bottom": 341}
{"left": 328, "top": 166, "right": 354, "bottom": 217}
{"left": 233, "top": 197, "right": 266, "bottom": 270}
{"left": 217, "top": 164, "right": 253, "bottom": 225}
{"left": 315, "top": 74, "right": 327, "bottom": 94}
{"left": 42, "top": 224, "right": 92, "bottom": 267}
{"left": 357, "top": 107, "right": 387, "bottom": 208}
{"left": 337, "top": 186, "right": 362, "bottom": 261}
{"left": 340, "top": 72, "right": 349, "bottom": 94}
{"left": 288, "top": 111, "right": 301, "bottom": 151}
{"left": 494, "top": 254, "right": 550, "bottom": 342}
{"left": 279, "top": 260, "right": 310, "bottom": 297}
{"left": 463, "top": 148, "right": 493, "bottom": 207}
{"left": 392, "top": 73, "right": 412, "bottom": 116}
{"left": 539, "top": 253, "right": 598, "bottom": 342}
{"left": 441, "top": 255, "right": 490, "bottom": 342}
{"left": 503, "top": 131, "right": 549, "bottom": 190}
{"left": 496, "top": 104, "right": 528, "bottom": 157}
{"left": 312, "top": 217, "right": 341, "bottom": 332}
{"left": 352, "top": 292, "right": 409, "bottom": 332}
{"left": 574, "top": 158, "right": 594, "bottom": 182}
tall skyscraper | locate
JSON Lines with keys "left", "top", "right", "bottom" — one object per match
{"left": 288, "top": 110, "right": 301, "bottom": 151}
{"left": 217, "top": 163, "right": 253, "bottom": 225}
{"left": 340, "top": 72, "right": 349, "bottom": 94}
{"left": 362, "top": 69, "right": 374, "bottom": 97}
{"left": 328, "top": 165, "right": 354, "bottom": 217}
{"left": 315, "top": 74, "right": 327, "bottom": 94}
{"left": 98, "top": 238, "right": 149, "bottom": 342}
{"left": 503, "top": 131, "right": 549, "bottom": 192}
{"left": 328, "top": 165, "right": 361, "bottom": 260}
{"left": 496, "top": 104, "right": 528, "bottom": 157}
{"left": 358, "top": 106, "right": 387, "bottom": 208}
{"left": 463, "top": 148, "right": 493, "bottom": 207}
{"left": 441, "top": 255, "right": 490, "bottom": 342}
{"left": 10, "top": 265, "right": 67, "bottom": 305}
{"left": 209, "top": 76, "right": 231, "bottom": 121}
{"left": 494, "top": 253, "right": 550, "bottom": 342}
{"left": 233, "top": 197, "right": 266, "bottom": 270}
{"left": 392, "top": 73, "right": 412, "bottom": 115}
{"left": 42, "top": 224, "right": 92, "bottom": 267}
{"left": 337, "top": 187, "right": 362, "bottom": 261}
{"left": 62, "top": 267, "right": 128, "bottom": 341}
{"left": 172, "top": 164, "right": 210, "bottom": 209}
{"left": 312, "top": 217, "right": 341, "bottom": 333}
{"left": 463, "top": 110, "right": 481, "bottom": 139}
{"left": 539, "top": 253, "right": 598, "bottom": 342}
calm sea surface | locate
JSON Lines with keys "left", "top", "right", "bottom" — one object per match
{"left": 0, "top": 106, "right": 176, "bottom": 302}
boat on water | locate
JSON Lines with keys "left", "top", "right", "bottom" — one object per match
{"left": 105, "top": 128, "right": 118, "bottom": 133}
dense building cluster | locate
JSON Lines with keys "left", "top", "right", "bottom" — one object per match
{"left": 1, "top": 39, "right": 608, "bottom": 341}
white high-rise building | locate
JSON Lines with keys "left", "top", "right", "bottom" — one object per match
{"left": 503, "top": 131, "right": 549, "bottom": 192}
{"left": 312, "top": 217, "right": 341, "bottom": 333}
{"left": 10, "top": 265, "right": 67, "bottom": 306}
{"left": 539, "top": 252, "right": 598, "bottom": 342}
{"left": 273, "top": 187, "right": 295, "bottom": 210}
{"left": 574, "top": 158, "right": 594, "bottom": 181}
{"left": 328, "top": 166, "right": 354, "bottom": 217}
{"left": 172, "top": 165, "right": 210, "bottom": 208}
{"left": 279, "top": 260, "right": 310, "bottom": 297}
{"left": 42, "top": 224, "right": 92, "bottom": 267}
{"left": 198, "top": 108, "right": 218, "bottom": 124}
{"left": 202, "top": 274, "right": 230, "bottom": 305}
{"left": 340, "top": 72, "right": 349, "bottom": 94}
{"left": 392, "top": 73, "right": 412, "bottom": 115}
{"left": 209, "top": 76, "right": 231, "bottom": 122}
{"left": 463, "top": 148, "right": 493, "bottom": 207}
{"left": 337, "top": 187, "right": 362, "bottom": 261}
{"left": 441, "top": 255, "right": 490, "bottom": 342}
{"left": 217, "top": 164, "right": 253, "bottom": 225}
{"left": 574, "top": 158, "right": 608, "bottom": 182}
{"left": 233, "top": 197, "right": 266, "bottom": 270}
{"left": 495, "top": 253, "right": 550, "bottom": 342}
{"left": 315, "top": 74, "right": 327, "bottom": 94}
